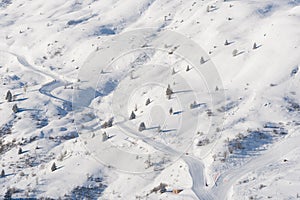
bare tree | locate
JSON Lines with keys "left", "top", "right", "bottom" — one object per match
{"left": 134, "top": 104, "right": 138, "bottom": 111}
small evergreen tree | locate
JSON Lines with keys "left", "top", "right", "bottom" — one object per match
{"left": 129, "top": 111, "right": 136, "bottom": 120}
{"left": 12, "top": 104, "right": 18, "bottom": 113}
{"left": 253, "top": 42, "right": 257, "bottom": 49}
{"left": 206, "top": 5, "right": 210, "bottom": 12}
{"left": 172, "top": 68, "right": 176, "bottom": 75}
{"left": 1, "top": 169, "right": 5, "bottom": 177}
{"left": 166, "top": 85, "right": 173, "bottom": 96}
{"left": 169, "top": 107, "right": 173, "bottom": 115}
{"left": 51, "top": 162, "right": 57, "bottom": 172}
{"left": 102, "top": 132, "right": 108, "bottom": 142}
{"left": 145, "top": 98, "right": 151, "bottom": 106}
{"left": 200, "top": 57, "right": 205, "bottom": 64}
{"left": 101, "top": 121, "right": 108, "bottom": 128}
{"left": 186, "top": 65, "right": 190, "bottom": 71}
{"left": 232, "top": 49, "right": 238, "bottom": 57}
{"left": 18, "top": 147, "right": 22, "bottom": 155}
{"left": 224, "top": 40, "right": 229, "bottom": 46}
{"left": 139, "top": 122, "right": 146, "bottom": 132}
{"left": 5, "top": 90, "right": 12, "bottom": 102}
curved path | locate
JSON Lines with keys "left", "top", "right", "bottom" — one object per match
{"left": 4, "top": 52, "right": 297, "bottom": 200}
{"left": 2, "top": 51, "right": 72, "bottom": 109}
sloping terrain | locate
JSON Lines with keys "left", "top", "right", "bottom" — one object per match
{"left": 0, "top": 0, "right": 300, "bottom": 199}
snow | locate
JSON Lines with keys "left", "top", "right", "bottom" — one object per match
{"left": 0, "top": 0, "right": 300, "bottom": 199}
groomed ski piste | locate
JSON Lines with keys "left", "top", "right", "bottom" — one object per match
{"left": 0, "top": 0, "right": 300, "bottom": 199}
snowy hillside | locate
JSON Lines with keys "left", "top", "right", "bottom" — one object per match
{"left": 0, "top": 0, "right": 300, "bottom": 199}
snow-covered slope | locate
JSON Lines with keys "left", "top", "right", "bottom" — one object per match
{"left": 0, "top": 0, "right": 300, "bottom": 199}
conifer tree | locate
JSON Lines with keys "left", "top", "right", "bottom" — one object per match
{"left": 232, "top": 49, "right": 238, "bottom": 57}
{"left": 253, "top": 42, "right": 257, "bottom": 49}
{"left": 172, "top": 68, "right": 176, "bottom": 75}
{"left": 145, "top": 98, "right": 151, "bottom": 106}
{"left": 200, "top": 56, "right": 205, "bottom": 64}
{"left": 139, "top": 122, "right": 146, "bottom": 132}
{"left": 102, "top": 132, "right": 108, "bottom": 142}
{"left": 12, "top": 104, "right": 18, "bottom": 113}
{"left": 169, "top": 107, "right": 173, "bottom": 115}
{"left": 129, "top": 111, "right": 136, "bottom": 120}
{"left": 51, "top": 162, "right": 57, "bottom": 172}
{"left": 18, "top": 147, "right": 22, "bottom": 155}
{"left": 186, "top": 65, "right": 190, "bottom": 71}
{"left": 5, "top": 90, "right": 12, "bottom": 102}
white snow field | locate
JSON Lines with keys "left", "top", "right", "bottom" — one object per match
{"left": 0, "top": 0, "right": 300, "bottom": 199}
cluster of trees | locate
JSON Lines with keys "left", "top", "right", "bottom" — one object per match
{"left": 129, "top": 84, "right": 177, "bottom": 132}
{"left": 5, "top": 90, "right": 19, "bottom": 113}
{"left": 101, "top": 117, "right": 114, "bottom": 128}
{"left": 229, "top": 42, "right": 259, "bottom": 57}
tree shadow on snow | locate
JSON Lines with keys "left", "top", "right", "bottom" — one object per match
{"left": 173, "top": 90, "right": 193, "bottom": 94}
{"left": 236, "top": 51, "right": 245, "bottom": 56}
{"left": 146, "top": 126, "right": 160, "bottom": 131}
{"left": 161, "top": 129, "right": 177, "bottom": 133}
{"left": 15, "top": 97, "right": 28, "bottom": 102}
{"left": 18, "top": 108, "right": 42, "bottom": 113}
{"left": 19, "top": 150, "right": 30, "bottom": 154}
{"left": 173, "top": 111, "right": 183, "bottom": 115}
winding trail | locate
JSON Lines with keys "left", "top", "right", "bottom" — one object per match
{"left": 3, "top": 51, "right": 72, "bottom": 107}
{"left": 38, "top": 80, "right": 72, "bottom": 109}
{"left": 183, "top": 156, "right": 215, "bottom": 200}
{"left": 4, "top": 50, "right": 297, "bottom": 200}
{"left": 105, "top": 110, "right": 216, "bottom": 199}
